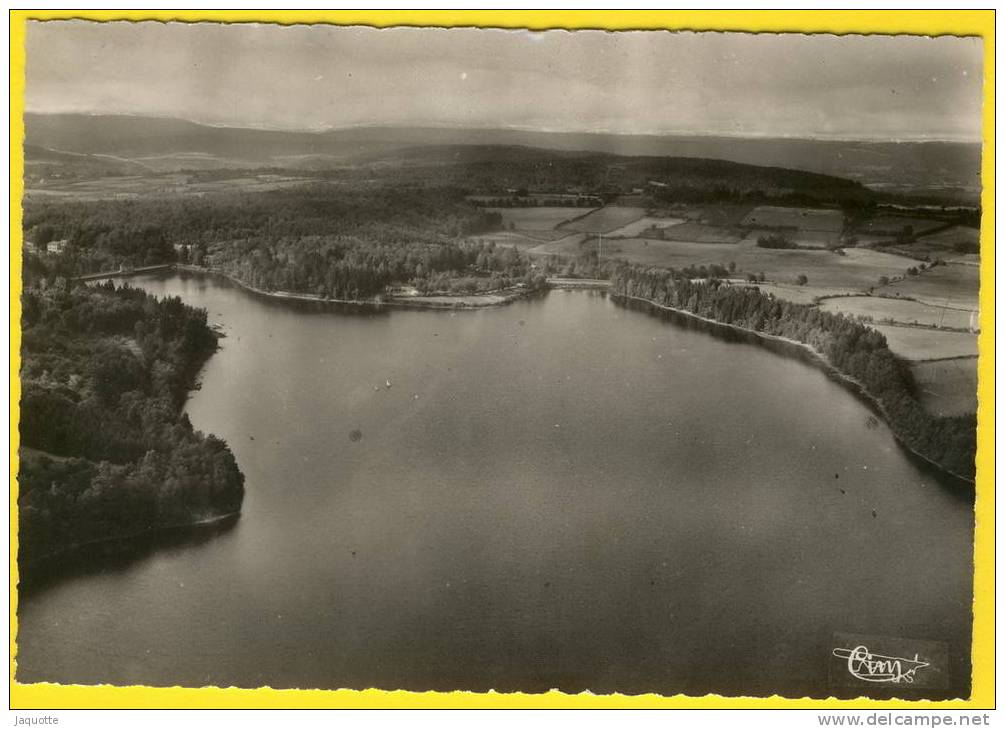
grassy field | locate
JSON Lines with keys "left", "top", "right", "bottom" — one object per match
{"left": 741, "top": 206, "right": 844, "bottom": 232}
{"left": 819, "top": 296, "right": 976, "bottom": 330}
{"left": 25, "top": 173, "right": 310, "bottom": 201}
{"left": 690, "top": 203, "right": 757, "bottom": 226}
{"left": 662, "top": 222, "right": 745, "bottom": 244}
{"left": 905, "top": 225, "right": 981, "bottom": 259}
{"left": 917, "top": 225, "right": 979, "bottom": 249}
{"left": 853, "top": 234, "right": 897, "bottom": 247}
{"left": 521, "top": 229, "right": 582, "bottom": 241}
{"left": 527, "top": 232, "right": 588, "bottom": 256}
{"left": 486, "top": 206, "right": 595, "bottom": 231}
{"left": 751, "top": 282, "right": 856, "bottom": 304}
{"left": 652, "top": 203, "right": 756, "bottom": 226}
{"left": 606, "top": 216, "right": 686, "bottom": 238}
{"left": 559, "top": 206, "right": 646, "bottom": 233}
{"left": 879, "top": 263, "right": 980, "bottom": 309}
{"left": 789, "top": 230, "right": 840, "bottom": 248}
{"left": 872, "top": 325, "right": 978, "bottom": 360}
{"left": 540, "top": 237, "right": 916, "bottom": 290}
{"left": 870, "top": 224, "right": 980, "bottom": 260}
{"left": 910, "top": 358, "right": 978, "bottom": 416}
{"left": 859, "top": 215, "right": 948, "bottom": 236}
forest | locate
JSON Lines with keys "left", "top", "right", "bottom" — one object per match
{"left": 199, "top": 227, "right": 543, "bottom": 300}
{"left": 343, "top": 147, "right": 877, "bottom": 206}
{"left": 84, "top": 145, "right": 873, "bottom": 209}
{"left": 23, "top": 184, "right": 552, "bottom": 298}
{"left": 17, "top": 280, "right": 245, "bottom": 567}
{"left": 610, "top": 267, "right": 977, "bottom": 481}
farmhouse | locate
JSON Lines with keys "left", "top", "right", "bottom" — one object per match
{"left": 46, "top": 239, "right": 68, "bottom": 254}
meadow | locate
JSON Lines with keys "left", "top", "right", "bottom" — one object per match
{"left": 785, "top": 230, "right": 840, "bottom": 249}
{"left": 605, "top": 216, "right": 686, "bottom": 238}
{"left": 818, "top": 296, "right": 976, "bottom": 330}
{"left": 917, "top": 225, "right": 979, "bottom": 249}
{"left": 661, "top": 222, "right": 745, "bottom": 244}
{"left": 871, "top": 325, "right": 978, "bottom": 361}
{"left": 867, "top": 225, "right": 979, "bottom": 260}
{"left": 859, "top": 215, "right": 948, "bottom": 236}
{"left": 687, "top": 203, "right": 756, "bottom": 226}
{"left": 747, "top": 282, "right": 853, "bottom": 305}
{"left": 25, "top": 172, "right": 311, "bottom": 202}
{"left": 910, "top": 358, "right": 979, "bottom": 417}
{"left": 740, "top": 205, "right": 844, "bottom": 232}
{"left": 526, "top": 232, "right": 588, "bottom": 256}
{"left": 486, "top": 206, "right": 595, "bottom": 231}
{"left": 536, "top": 236, "right": 917, "bottom": 291}
{"left": 558, "top": 206, "right": 646, "bottom": 233}
{"left": 879, "top": 263, "right": 980, "bottom": 309}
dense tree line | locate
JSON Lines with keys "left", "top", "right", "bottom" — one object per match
{"left": 470, "top": 195, "right": 603, "bottom": 208}
{"left": 171, "top": 151, "right": 877, "bottom": 208}
{"left": 611, "top": 268, "right": 976, "bottom": 480}
{"left": 199, "top": 230, "right": 543, "bottom": 300}
{"left": 23, "top": 184, "right": 556, "bottom": 297}
{"left": 24, "top": 185, "right": 501, "bottom": 269}
{"left": 17, "top": 280, "right": 245, "bottom": 566}
{"left": 328, "top": 150, "right": 875, "bottom": 206}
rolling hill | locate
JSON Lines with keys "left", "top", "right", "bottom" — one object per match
{"left": 24, "top": 113, "right": 981, "bottom": 201}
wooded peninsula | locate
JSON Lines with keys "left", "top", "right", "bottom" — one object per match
{"left": 17, "top": 281, "right": 245, "bottom": 568}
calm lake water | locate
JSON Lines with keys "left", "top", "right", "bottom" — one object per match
{"left": 17, "top": 273, "right": 974, "bottom": 698}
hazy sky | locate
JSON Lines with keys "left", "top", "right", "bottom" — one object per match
{"left": 25, "top": 21, "right": 984, "bottom": 141}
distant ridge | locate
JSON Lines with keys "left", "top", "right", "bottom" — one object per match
{"left": 24, "top": 112, "right": 982, "bottom": 197}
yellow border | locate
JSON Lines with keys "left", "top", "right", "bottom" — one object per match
{"left": 9, "top": 9, "right": 995, "bottom": 710}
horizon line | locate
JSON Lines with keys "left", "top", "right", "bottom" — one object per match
{"left": 23, "top": 109, "right": 983, "bottom": 145}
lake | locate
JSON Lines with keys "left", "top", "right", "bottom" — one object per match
{"left": 16, "top": 273, "right": 974, "bottom": 698}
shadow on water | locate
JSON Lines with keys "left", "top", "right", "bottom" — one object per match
{"left": 614, "top": 297, "right": 975, "bottom": 504}
{"left": 17, "top": 514, "right": 241, "bottom": 598}
{"left": 128, "top": 269, "right": 394, "bottom": 319}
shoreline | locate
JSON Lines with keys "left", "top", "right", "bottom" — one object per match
{"left": 94, "top": 266, "right": 609, "bottom": 309}
{"left": 613, "top": 293, "right": 975, "bottom": 486}
{"left": 19, "top": 509, "right": 240, "bottom": 573}
{"left": 173, "top": 265, "right": 538, "bottom": 310}
{"left": 89, "top": 266, "right": 973, "bottom": 485}
{"left": 546, "top": 277, "right": 611, "bottom": 290}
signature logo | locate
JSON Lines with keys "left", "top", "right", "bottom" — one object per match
{"left": 832, "top": 645, "right": 930, "bottom": 684}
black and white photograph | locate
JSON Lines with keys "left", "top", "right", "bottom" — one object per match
{"left": 14, "top": 18, "right": 985, "bottom": 702}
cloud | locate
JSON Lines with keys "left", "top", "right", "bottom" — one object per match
{"left": 25, "top": 21, "right": 984, "bottom": 141}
